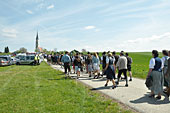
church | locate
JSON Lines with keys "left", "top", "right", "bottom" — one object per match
{"left": 35, "top": 32, "right": 43, "bottom": 53}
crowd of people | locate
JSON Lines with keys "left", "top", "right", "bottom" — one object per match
{"left": 46, "top": 51, "right": 133, "bottom": 89}
{"left": 46, "top": 50, "right": 170, "bottom": 99}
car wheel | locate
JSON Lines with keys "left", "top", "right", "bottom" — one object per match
{"left": 31, "top": 62, "right": 34, "bottom": 65}
{"left": 16, "top": 62, "right": 20, "bottom": 65}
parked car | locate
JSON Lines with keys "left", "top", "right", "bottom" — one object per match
{"left": 11, "top": 57, "right": 19, "bottom": 65}
{"left": 16, "top": 55, "right": 35, "bottom": 65}
{"left": 0, "top": 56, "right": 12, "bottom": 66}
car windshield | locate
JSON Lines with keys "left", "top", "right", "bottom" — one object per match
{"left": 0, "top": 57, "right": 7, "bottom": 61}
{"left": 0, "top": 57, "right": 8, "bottom": 61}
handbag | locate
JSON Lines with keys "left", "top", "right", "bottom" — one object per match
{"left": 145, "top": 75, "right": 153, "bottom": 88}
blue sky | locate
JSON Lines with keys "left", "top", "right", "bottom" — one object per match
{"left": 0, "top": 0, "right": 170, "bottom": 52}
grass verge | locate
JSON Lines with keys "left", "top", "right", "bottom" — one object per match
{"left": 0, "top": 62, "right": 132, "bottom": 113}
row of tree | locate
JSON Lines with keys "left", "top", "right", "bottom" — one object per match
{"left": 2, "top": 46, "right": 87, "bottom": 54}
{"left": 4, "top": 46, "right": 9, "bottom": 53}
{"left": 2, "top": 46, "right": 27, "bottom": 54}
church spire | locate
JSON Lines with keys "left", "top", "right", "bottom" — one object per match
{"left": 35, "top": 31, "right": 39, "bottom": 52}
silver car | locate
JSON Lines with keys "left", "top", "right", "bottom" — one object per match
{"left": 0, "top": 56, "right": 12, "bottom": 66}
{"left": 16, "top": 55, "right": 35, "bottom": 65}
{"left": 11, "top": 57, "right": 19, "bottom": 65}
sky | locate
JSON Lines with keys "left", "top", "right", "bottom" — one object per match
{"left": 0, "top": 0, "right": 170, "bottom": 52}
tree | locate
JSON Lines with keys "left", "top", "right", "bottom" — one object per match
{"left": 43, "top": 48, "right": 47, "bottom": 53}
{"left": 4, "top": 46, "right": 9, "bottom": 53}
{"left": 6, "top": 46, "right": 9, "bottom": 53}
{"left": 4, "top": 47, "right": 6, "bottom": 53}
{"left": 19, "top": 47, "right": 27, "bottom": 53}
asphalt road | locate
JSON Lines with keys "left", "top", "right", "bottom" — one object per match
{"left": 51, "top": 64, "right": 170, "bottom": 113}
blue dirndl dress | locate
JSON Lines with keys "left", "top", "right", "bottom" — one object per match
{"left": 106, "top": 57, "right": 115, "bottom": 80}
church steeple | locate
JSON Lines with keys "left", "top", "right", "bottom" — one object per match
{"left": 35, "top": 31, "right": 39, "bottom": 52}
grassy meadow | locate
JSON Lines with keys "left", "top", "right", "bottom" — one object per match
{"left": 0, "top": 62, "right": 132, "bottom": 113}
{"left": 97, "top": 52, "right": 162, "bottom": 79}
{"left": 0, "top": 52, "right": 164, "bottom": 112}
{"left": 128, "top": 52, "right": 163, "bottom": 79}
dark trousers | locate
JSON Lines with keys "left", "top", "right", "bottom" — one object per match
{"left": 34, "top": 60, "right": 37, "bottom": 65}
{"left": 102, "top": 64, "right": 106, "bottom": 75}
{"left": 117, "top": 69, "right": 128, "bottom": 85}
{"left": 64, "top": 62, "right": 70, "bottom": 74}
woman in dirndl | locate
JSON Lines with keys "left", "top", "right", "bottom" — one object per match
{"left": 147, "top": 50, "right": 164, "bottom": 99}
{"left": 87, "top": 54, "right": 93, "bottom": 77}
{"left": 92, "top": 53, "right": 100, "bottom": 79}
{"left": 164, "top": 51, "right": 170, "bottom": 97}
{"left": 104, "top": 53, "right": 116, "bottom": 89}
{"left": 161, "top": 50, "right": 169, "bottom": 92}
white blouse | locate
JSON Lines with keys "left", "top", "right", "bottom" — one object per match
{"left": 149, "top": 58, "right": 163, "bottom": 69}
{"left": 106, "top": 56, "right": 115, "bottom": 64}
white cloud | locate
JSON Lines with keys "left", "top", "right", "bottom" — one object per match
{"left": 2, "top": 28, "right": 18, "bottom": 38}
{"left": 26, "top": 10, "right": 33, "bottom": 14}
{"left": 2, "top": 34, "right": 17, "bottom": 38}
{"left": 47, "top": 4, "right": 54, "bottom": 10}
{"left": 37, "top": 3, "right": 45, "bottom": 9}
{"left": 113, "top": 32, "right": 170, "bottom": 52}
{"left": 127, "top": 32, "right": 170, "bottom": 44}
{"left": 2, "top": 28, "right": 18, "bottom": 34}
{"left": 99, "top": 0, "right": 147, "bottom": 14}
{"left": 84, "top": 26, "right": 96, "bottom": 30}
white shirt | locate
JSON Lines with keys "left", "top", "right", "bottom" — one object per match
{"left": 161, "top": 56, "right": 169, "bottom": 67}
{"left": 106, "top": 56, "right": 115, "bottom": 64}
{"left": 149, "top": 58, "right": 163, "bottom": 69}
{"left": 101, "top": 56, "right": 105, "bottom": 61}
{"left": 72, "top": 56, "right": 75, "bottom": 61}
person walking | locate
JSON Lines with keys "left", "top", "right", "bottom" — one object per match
{"left": 87, "top": 54, "right": 93, "bottom": 77}
{"left": 61, "top": 51, "right": 71, "bottom": 78}
{"left": 101, "top": 52, "right": 107, "bottom": 77}
{"left": 74, "top": 56, "right": 82, "bottom": 79}
{"left": 161, "top": 50, "right": 169, "bottom": 92}
{"left": 116, "top": 52, "right": 128, "bottom": 87}
{"left": 92, "top": 52, "right": 100, "bottom": 79}
{"left": 164, "top": 50, "right": 170, "bottom": 97}
{"left": 104, "top": 53, "right": 117, "bottom": 89}
{"left": 125, "top": 53, "right": 133, "bottom": 81}
{"left": 72, "top": 54, "right": 76, "bottom": 74}
{"left": 112, "top": 51, "right": 119, "bottom": 78}
{"left": 112, "top": 51, "right": 119, "bottom": 66}
{"left": 147, "top": 50, "right": 164, "bottom": 99}
{"left": 59, "top": 53, "right": 64, "bottom": 68}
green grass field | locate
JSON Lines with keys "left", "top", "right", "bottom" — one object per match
{"left": 128, "top": 52, "right": 163, "bottom": 79}
{"left": 129, "top": 52, "right": 152, "bottom": 79}
{"left": 0, "top": 62, "right": 132, "bottom": 113}
{"left": 98, "top": 52, "right": 162, "bottom": 79}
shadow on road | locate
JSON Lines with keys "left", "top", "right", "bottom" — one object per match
{"left": 130, "top": 94, "right": 170, "bottom": 105}
{"left": 90, "top": 86, "right": 113, "bottom": 90}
